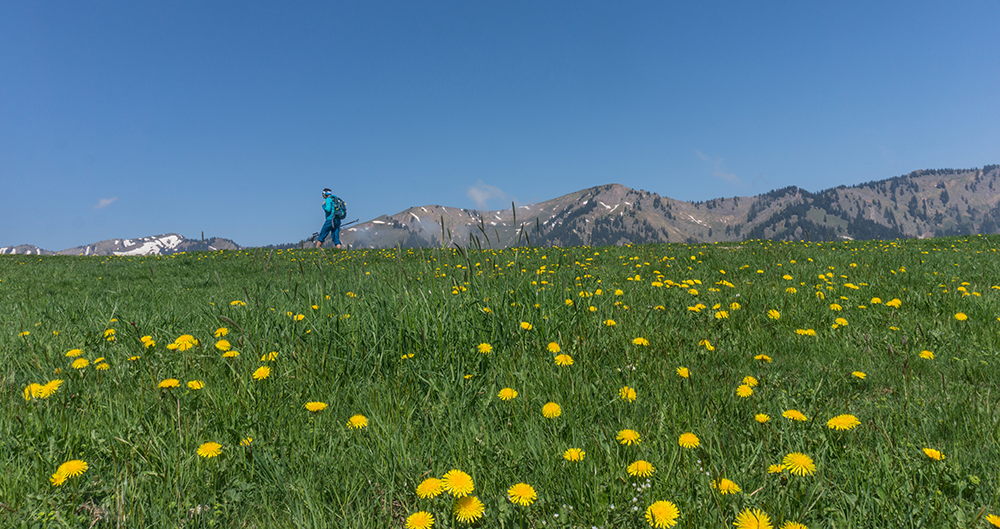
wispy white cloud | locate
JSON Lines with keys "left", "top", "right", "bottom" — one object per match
{"left": 695, "top": 151, "right": 741, "bottom": 185}
{"left": 94, "top": 197, "right": 118, "bottom": 209}
{"left": 466, "top": 180, "right": 516, "bottom": 210}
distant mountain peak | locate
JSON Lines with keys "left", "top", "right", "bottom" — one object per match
{"left": 1, "top": 234, "right": 241, "bottom": 257}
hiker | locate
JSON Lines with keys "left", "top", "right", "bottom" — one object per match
{"left": 316, "top": 189, "right": 346, "bottom": 249}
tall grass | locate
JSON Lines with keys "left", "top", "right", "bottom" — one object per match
{"left": 3, "top": 237, "right": 1000, "bottom": 528}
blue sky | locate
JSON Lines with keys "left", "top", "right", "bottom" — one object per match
{"left": 2, "top": 1, "right": 998, "bottom": 250}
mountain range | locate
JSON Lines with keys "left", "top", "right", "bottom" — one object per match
{"left": 3, "top": 165, "right": 998, "bottom": 255}
{"left": 341, "top": 164, "right": 1000, "bottom": 248}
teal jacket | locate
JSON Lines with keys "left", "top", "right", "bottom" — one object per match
{"left": 322, "top": 197, "right": 334, "bottom": 220}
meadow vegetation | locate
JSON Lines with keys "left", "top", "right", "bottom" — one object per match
{"left": 4, "top": 236, "right": 1000, "bottom": 528}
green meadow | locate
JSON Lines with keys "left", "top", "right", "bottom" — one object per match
{"left": 4, "top": 236, "right": 1000, "bottom": 528}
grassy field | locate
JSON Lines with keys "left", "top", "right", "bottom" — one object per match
{"left": 4, "top": 236, "right": 1000, "bottom": 528}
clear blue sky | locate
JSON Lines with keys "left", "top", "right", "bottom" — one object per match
{"left": 3, "top": 1, "right": 998, "bottom": 250}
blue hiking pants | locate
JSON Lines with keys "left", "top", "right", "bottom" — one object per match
{"left": 319, "top": 217, "right": 342, "bottom": 246}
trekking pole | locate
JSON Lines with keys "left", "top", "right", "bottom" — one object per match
{"left": 341, "top": 218, "right": 361, "bottom": 228}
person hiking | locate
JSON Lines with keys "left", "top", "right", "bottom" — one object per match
{"left": 316, "top": 189, "right": 346, "bottom": 249}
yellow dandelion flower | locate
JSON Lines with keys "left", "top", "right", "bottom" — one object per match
{"left": 498, "top": 388, "right": 518, "bottom": 401}
{"left": 619, "top": 386, "right": 637, "bottom": 402}
{"left": 305, "top": 401, "right": 327, "bottom": 412}
{"left": 755, "top": 413, "right": 770, "bottom": 423}
{"left": 628, "top": 460, "right": 656, "bottom": 477}
{"left": 222, "top": 350, "right": 240, "bottom": 358}
{"left": 604, "top": 319, "right": 616, "bottom": 326}
{"left": 870, "top": 297, "right": 882, "bottom": 304}
{"left": 782, "top": 452, "right": 816, "bottom": 476}
{"left": 742, "top": 376, "right": 758, "bottom": 387}
{"left": 405, "top": 511, "right": 434, "bottom": 529}
{"left": 886, "top": 298, "right": 902, "bottom": 308}
{"left": 39, "top": 380, "right": 62, "bottom": 398}
{"left": 734, "top": 507, "right": 771, "bottom": 529}
{"left": 65, "top": 349, "right": 83, "bottom": 357}
{"left": 633, "top": 337, "right": 649, "bottom": 346}
{"left": 736, "top": 385, "right": 754, "bottom": 398}
{"left": 261, "top": 351, "right": 279, "bottom": 361}
{"left": 72, "top": 358, "right": 89, "bottom": 369}
{"left": 416, "top": 477, "right": 445, "bottom": 499}
{"left": 542, "top": 402, "right": 562, "bottom": 418}
{"left": 767, "top": 309, "right": 781, "bottom": 320}
{"left": 617, "top": 429, "right": 641, "bottom": 445}
{"left": 852, "top": 371, "right": 866, "bottom": 379}
{"left": 252, "top": 366, "right": 270, "bottom": 380}
{"left": 230, "top": 300, "right": 246, "bottom": 306}
{"left": 103, "top": 328, "right": 115, "bottom": 338}
{"left": 678, "top": 432, "right": 700, "bottom": 449}
{"left": 984, "top": 514, "right": 1000, "bottom": 528}
{"left": 767, "top": 464, "right": 785, "bottom": 474}
{"left": 554, "top": 354, "right": 574, "bottom": 366}
{"left": 348, "top": 414, "right": 368, "bottom": 429}
{"left": 158, "top": 378, "right": 179, "bottom": 389}
{"left": 293, "top": 314, "right": 305, "bottom": 321}
{"left": 197, "top": 442, "right": 222, "bottom": 458}
{"left": 783, "top": 409, "right": 808, "bottom": 421}
{"left": 507, "top": 482, "right": 537, "bottom": 506}
{"left": 676, "top": 367, "right": 690, "bottom": 378}
{"left": 711, "top": 478, "right": 740, "bottom": 494}
{"left": 919, "top": 350, "right": 934, "bottom": 360}
{"left": 442, "top": 469, "right": 475, "bottom": 497}
{"left": 50, "top": 472, "right": 67, "bottom": 486}
{"left": 780, "top": 522, "right": 808, "bottom": 529}
{"left": 547, "top": 342, "right": 561, "bottom": 353}
{"left": 186, "top": 380, "right": 204, "bottom": 390}
{"left": 214, "top": 340, "right": 231, "bottom": 351}
{"left": 563, "top": 448, "right": 585, "bottom": 461}
{"left": 922, "top": 448, "right": 944, "bottom": 461}
{"left": 24, "top": 383, "right": 44, "bottom": 400}
{"left": 520, "top": 322, "right": 532, "bottom": 330}
{"left": 615, "top": 289, "right": 624, "bottom": 296}
{"left": 827, "top": 414, "right": 860, "bottom": 431}
{"left": 214, "top": 327, "right": 228, "bottom": 337}
{"left": 453, "top": 495, "right": 485, "bottom": 523}
{"left": 830, "top": 303, "right": 843, "bottom": 311}
{"left": 240, "top": 437, "right": 253, "bottom": 446}
{"left": 645, "top": 500, "right": 680, "bottom": 528}
{"left": 128, "top": 355, "right": 141, "bottom": 361}
{"left": 954, "top": 312, "right": 968, "bottom": 321}
{"left": 56, "top": 459, "right": 88, "bottom": 478}
{"left": 477, "top": 343, "right": 492, "bottom": 354}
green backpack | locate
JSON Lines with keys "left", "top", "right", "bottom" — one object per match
{"left": 331, "top": 196, "right": 347, "bottom": 220}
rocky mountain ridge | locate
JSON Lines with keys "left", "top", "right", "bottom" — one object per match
{"left": 339, "top": 165, "right": 1000, "bottom": 248}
